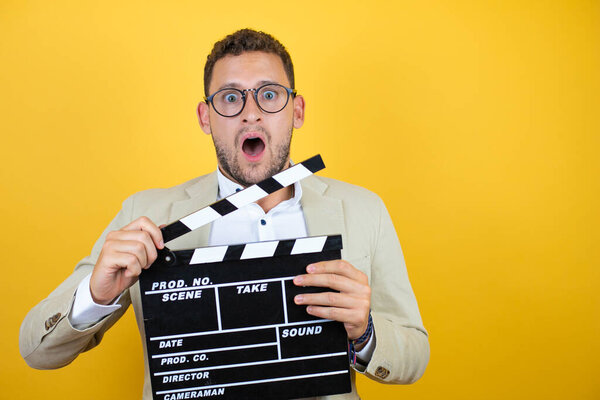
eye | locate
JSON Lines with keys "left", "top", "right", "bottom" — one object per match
{"left": 262, "top": 90, "right": 276, "bottom": 100}
{"left": 225, "top": 93, "right": 239, "bottom": 103}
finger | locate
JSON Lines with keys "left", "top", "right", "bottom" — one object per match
{"left": 118, "top": 252, "right": 143, "bottom": 279}
{"left": 294, "top": 273, "right": 368, "bottom": 295}
{"left": 105, "top": 231, "right": 158, "bottom": 267}
{"left": 306, "top": 260, "right": 367, "bottom": 283}
{"left": 103, "top": 250, "right": 143, "bottom": 278}
{"left": 106, "top": 240, "right": 150, "bottom": 268}
{"left": 304, "top": 305, "right": 361, "bottom": 325}
{"left": 122, "top": 216, "right": 164, "bottom": 249}
{"left": 305, "top": 306, "right": 369, "bottom": 339}
{"left": 294, "top": 291, "right": 362, "bottom": 309}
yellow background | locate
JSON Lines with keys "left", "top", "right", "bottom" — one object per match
{"left": 1, "top": 1, "right": 598, "bottom": 398}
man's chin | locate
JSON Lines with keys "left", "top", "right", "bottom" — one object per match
{"left": 238, "top": 157, "right": 288, "bottom": 181}
{"left": 216, "top": 145, "right": 291, "bottom": 187}
{"left": 236, "top": 170, "right": 273, "bottom": 187}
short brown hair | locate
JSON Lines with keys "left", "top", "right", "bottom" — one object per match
{"left": 204, "top": 29, "right": 295, "bottom": 96}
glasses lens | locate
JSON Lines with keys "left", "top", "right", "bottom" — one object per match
{"left": 256, "top": 84, "right": 290, "bottom": 113}
{"left": 212, "top": 89, "right": 244, "bottom": 116}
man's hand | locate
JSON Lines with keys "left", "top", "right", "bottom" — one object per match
{"left": 90, "top": 217, "right": 164, "bottom": 305}
{"left": 293, "top": 260, "right": 371, "bottom": 344}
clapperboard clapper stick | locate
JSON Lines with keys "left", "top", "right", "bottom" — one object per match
{"left": 156, "top": 154, "right": 325, "bottom": 265}
{"left": 139, "top": 153, "right": 352, "bottom": 399}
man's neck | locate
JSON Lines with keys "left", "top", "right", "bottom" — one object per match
{"left": 256, "top": 186, "right": 293, "bottom": 213}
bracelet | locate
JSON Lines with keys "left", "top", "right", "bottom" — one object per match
{"left": 348, "top": 311, "right": 373, "bottom": 365}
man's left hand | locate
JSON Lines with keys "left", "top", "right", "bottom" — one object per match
{"left": 293, "top": 260, "right": 371, "bottom": 343}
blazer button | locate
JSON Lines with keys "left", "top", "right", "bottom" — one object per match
{"left": 50, "top": 312, "right": 61, "bottom": 324}
{"left": 375, "top": 366, "right": 390, "bottom": 379}
{"left": 45, "top": 312, "right": 62, "bottom": 331}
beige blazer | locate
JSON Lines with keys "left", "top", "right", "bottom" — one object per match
{"left": 20, "top": 172, "right": 429, "bottom": 399}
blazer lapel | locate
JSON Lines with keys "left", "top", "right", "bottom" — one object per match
{"left": 166, "top": 171, "right": 218, "bottom": 251}
{"left": 300, "top": 176, "right": 347, "bottom": 254}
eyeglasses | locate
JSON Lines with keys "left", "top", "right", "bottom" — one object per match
{"left": 205, "top": 83, "right": 297, "bottom": 117}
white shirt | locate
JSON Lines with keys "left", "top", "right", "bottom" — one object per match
{"left": 209, "top": 167, "right": 307, "bottom": 245}
{"left": 69, "top": 168, "right": 374, "bottom": 363}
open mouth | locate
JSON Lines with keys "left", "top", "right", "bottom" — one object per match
{"left": 242, "top": 137, "right": 265, "bottom": 157}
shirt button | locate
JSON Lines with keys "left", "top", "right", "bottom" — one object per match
{"left": 260, "top": 219, "right": 266, "bottom": 225}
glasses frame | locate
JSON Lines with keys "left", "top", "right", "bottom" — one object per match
{"left": 205, "top": 83, "right": 297, "bottom": 118}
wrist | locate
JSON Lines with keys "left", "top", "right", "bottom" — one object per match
{"left": 350, "top": 312, "right": 373, "bottom": 345}
{"left": 89, "top": 280, "right": 114, "bottom": 305}
{"left": 348, "top": 311, "right": 373, "bottom": 365}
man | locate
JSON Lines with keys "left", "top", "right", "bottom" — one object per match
{"left": 20, "top": 29, "right": 429, "bottom": 399}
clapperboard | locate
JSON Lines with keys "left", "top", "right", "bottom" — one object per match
{"left": 139, "top": 155, "right": 352, "bottom": 399}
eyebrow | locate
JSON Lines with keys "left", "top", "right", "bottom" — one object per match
{"left": 216, "top": 80, "right": 280, "bottom": 91}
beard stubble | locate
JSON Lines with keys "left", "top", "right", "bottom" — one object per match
{"left": 212, "top": 126, "right": 293, "bottom": 188}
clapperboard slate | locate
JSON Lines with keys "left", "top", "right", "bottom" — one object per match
{"left": 139, "top": 155, "right": 352, "bottom": 399}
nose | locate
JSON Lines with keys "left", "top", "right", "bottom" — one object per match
{"left": 241, "top": 91, "right": 262, "bottom": 123}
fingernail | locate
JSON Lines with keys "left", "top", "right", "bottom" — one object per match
{"left": 294, "top": 276, "right": 303, "bottom": 284}
{"left": 159, "top": 240, "right": 164, "bottom": 248}
{"left": 307, "top": 264, "right": 315, "bottom": 273}
{"left": 306, "top": 306, "right": 313, "bottom": 313}
{"left": 295, "top": 295, "right": 303, "bottom": 304}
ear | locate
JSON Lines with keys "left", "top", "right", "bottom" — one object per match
{"left": 197, "top": 102, "right": 212, "bottom": 134}
{"left": 292, "top": 95, "right": 305, "bottom": 129}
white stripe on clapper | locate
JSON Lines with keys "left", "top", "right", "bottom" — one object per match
{"left": 276, "top": 326, "right": 282, "bottom": 360}
{"left": 274, "top": 163, "right": 312, "bottom": 187}
{"left": 291, "top": 236, "right": 328, "bottom": 255}
{"left": 190, "top": 246, "right": 228, "bottom": 264}
{"left": 240, "top": 240, "right": 279, "bottom": 259}
{"left": 214, "top": 286, "right": 222, "bottom": 330}
{"left": 281, "top": 280, "right": 289, "bottom": 324}
{"left": 181, "top": 207, "right": 222, "bottom": 231}
{"left": 227, "top": 185, "right": 268, "bottom": 208}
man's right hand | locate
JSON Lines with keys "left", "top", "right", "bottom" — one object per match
{"left": 90, "top": 216, "right": 164, "bottom": 305}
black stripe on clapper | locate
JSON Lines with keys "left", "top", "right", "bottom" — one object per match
{"left": 210, "top": 199, "right": 238, "bottom": 216}
{"left": 223, "top": 244, "right": 245, "bottom": 261}
{"left": 274, "top": 239, "right": 295, "bottom": 257}
{"left": 161, "top": 221, "right": 192, "bottom": 244}
{"left": 302, "top": 154, "right": 326, "bottom": 172}
{"left": 323, "top": 235, "right": 343, "bottom": 251}
{"left": 257, "top": 177, "right": 284, "bottom": 194}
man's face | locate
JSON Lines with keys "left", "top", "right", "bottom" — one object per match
{"left": 197, "top": 51, "right": 305, "bottom": 187}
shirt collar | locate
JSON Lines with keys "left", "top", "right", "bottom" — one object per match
{"left": 216, "top": 165, "right": 303, "bottom": 207}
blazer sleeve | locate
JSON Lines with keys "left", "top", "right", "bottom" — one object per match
{"left": 359, "top": 196, "right": 430, "bottom": 384}
{"left": 19, "top": 196, "right": 135, "bottom": 369}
